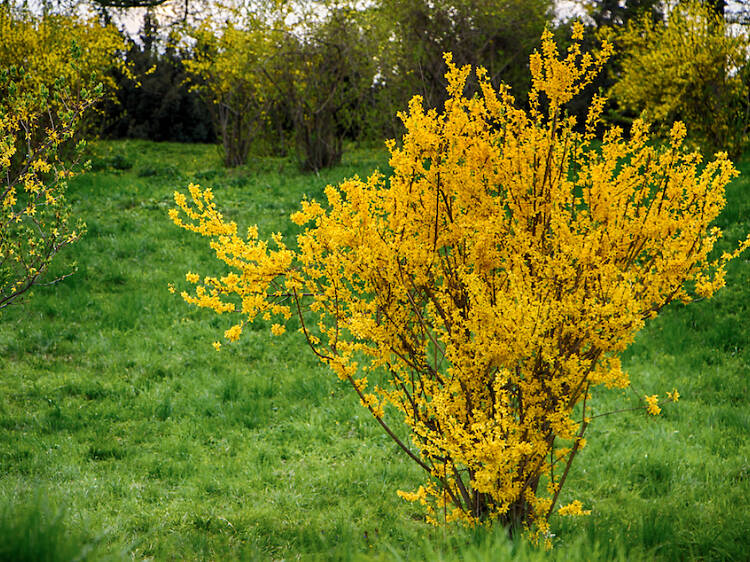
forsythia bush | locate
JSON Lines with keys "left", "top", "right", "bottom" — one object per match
{"left": 0, "top": 8, "right": 118, "bottom": 310}
{"left": 0, "top": 66, "right": 101, "bottom": 310}
{"left": 608, "top": 0, "right": 750, "bottom": 157}
{"left": 171, "top": 26, "right": 750, "bottom": 538}
{"left": 0, "top": 7, "right": 125, "bottom": 105}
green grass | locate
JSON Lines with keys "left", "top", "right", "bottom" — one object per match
{"left": 0, "top": 138, "right": 749, "bottom": 560}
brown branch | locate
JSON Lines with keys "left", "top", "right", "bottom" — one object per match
{"left": 345, "top": 374, "right": 432, "bottom": 475}
{"left": 547, "top": 382, "right": 591, "bottom": 519}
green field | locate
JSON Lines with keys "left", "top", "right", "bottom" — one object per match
{"left": 0, "top": 139, "right": 748, "bottom": 561}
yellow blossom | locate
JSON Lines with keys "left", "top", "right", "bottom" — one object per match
{"left": 224, "top": 324, "right": 242, "bottom": 342}
{"left": 645, "top": 395, "right": 661, "bottom": 416}
{"left": 558, "top": 500, "right": 591, "bottom": 516}
{"left": 1, "top": 7, "right": 119, "bottom": 313}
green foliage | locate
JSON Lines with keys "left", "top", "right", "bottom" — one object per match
{"left": 184, "top": 16, "right": 284, "bottom": 167}
{"left": 582, "top": 0, "right": 664, "bottom": 28}
{"left": 184, "top": 2, "right": 382, "bottom": 170}
{"left": 270, "top": 5, "right": 383, "bottom": 171}
{"left": 99, "top": 10, "right": 215, "bottom": 144}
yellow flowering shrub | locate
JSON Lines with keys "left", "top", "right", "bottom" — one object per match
{"left": 0, "top": 7, "right": 126, "bottom": 105}
{"left": 184, "top": 18, "right": 287, "bottom": 167}
{"left": 171, "top": 25, "right": 750, "bottom": 537}
{"left": 607, "top": 0, "right": 750, "bottom": 156}
{"left": 0, "top": 9, "right": 114, "bottom": 311}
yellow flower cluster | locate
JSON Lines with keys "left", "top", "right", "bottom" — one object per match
{"left": 558, "top": 500, "right": 591, "bottom": 517}
{"left": 171, "top": 26, "right": 749, "bottom": 537}
{"left": 170, "top": 182, "right": 296, "bottom": 338}
{"left": 645, "top": 395, "right": 661, "bottom": 416}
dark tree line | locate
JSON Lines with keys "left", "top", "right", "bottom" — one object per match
{"left": 86, "top": 0, "right": 750, "bottom": 165}
{"left": 98, "top": 10, "right": 215, "bottom": 142}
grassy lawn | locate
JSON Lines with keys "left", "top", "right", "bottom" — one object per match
{"left": 0, "top": 139, "right": 748, "bottom": 561}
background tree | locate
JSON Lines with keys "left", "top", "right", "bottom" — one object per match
{"left": 374, "top": 0, "right": 551, "bottom": 123}
{"left": 100, "top": 10, "right": 215, "bottom": 142}
{"left": 262, "top": 4, "right": 382, "bottom": 171}
{"left": 554, "top": 0, "right": 664, "bottom": 130}
{"left": 0, "top": 4, "right": 125, "bottom": 104}
{"left": 184, "top": 1, "right": 381, "bottom": 170}
{"left": 707, "top": 0, "right": 726, "bottom": 17}
{"left": 183, "top": 17, "right": 285, "bottom": 167}
{"left": 580, "top": 0, "right": 664, "bottom": 27}
{"left": 0, "top": 3, "right": 130, "bottom": 166}
{"left": 607, "top": 0, "right": 750, "bottom": 156}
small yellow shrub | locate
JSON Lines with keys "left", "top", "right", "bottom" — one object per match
{"left": 171, "top": 25, "right": 750, "bottom": 538}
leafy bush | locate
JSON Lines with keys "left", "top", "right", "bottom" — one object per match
{"left": 184, "top": 18, "right": 289, "bottom": 168}
{"left": 0, "top": 6, "right": 126, "bottom": 114}
{"left": 171, "top": 26, "right": 750, "bottom": 540}
{"left": 607, "top": 0, "right": 750, "bottom": 156}
{"left": 0, "top": 68, "right": 100, "bottom": 311}
{"left": 0, "top": 7, "right": 123, "bottom": 312}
